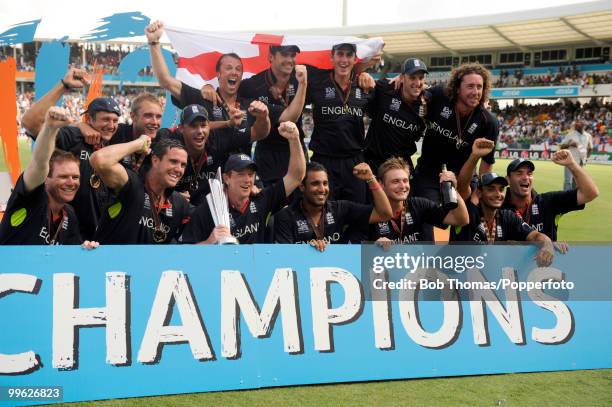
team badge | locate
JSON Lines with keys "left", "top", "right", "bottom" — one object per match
{"left": 390, "top": 98, "right": 401, "bottom": 112}
{"left": 325, "top": 212, "right": 335, "bottom": 225}
{"left": 213, "top": 106, "right": 223, "bottom": 120}
{"left": 297, "top": 219, "right": 310, "bottom": 234}
{"left": 355, "top": 88, "right": 362, "bottom": 99}
{"left": 144, "top": 193, "right": 151, "bottom": 210}
{"left": 249, "top": 201, "right": 257, "bottom": 213}
{"left": 378, "top": 222, "right": 390, "bottom": 234}
{"left": 405, "top": 212, "right": 414, "bottom": 225}
{"left": 287, "top": 84, "right": 296, "bottom": 97}
{"left": 531, "top": 204, "right": 539, "bottom": 215}
{"left": 325, "top": 87, "right": 335, "bottom": 99}
{"left": 467, "top": 123, "right": 478, "bottom": 134}
{"left": 441, "top": 106, "right": 452, "bottom": 119}
{"left": 497, "top": 225, "right": 503, "bottom": 238}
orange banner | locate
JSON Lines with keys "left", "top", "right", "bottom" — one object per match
{"left": 0, "top": 57, "right": 21, "bottom": 186}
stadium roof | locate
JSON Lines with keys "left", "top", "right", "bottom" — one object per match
{"left": 281, "top": 0, "right": 612, "bottom": 57}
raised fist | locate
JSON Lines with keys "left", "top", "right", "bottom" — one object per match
{"left": 62, "top": 68, "right": 89, "bottom": 90}
{"left": 295, "top": 64, "right": 307, "bottom": 85}
{"left": 145, "top": 20, "right": 164, "bottom": 43}
{"left": 248, "top": 100, "right": 269, "bottom": 119}
{"left": 471, "top": 138, "right": 495, "bottom": 157}
{"left": 352, "top": 162, "right": 374, "bottom": 181}
{"left": 45, "top": 107, "right": 72, "bottom": 129}
{"left": 552, "top": 149, "right": 576, "bottom": 167}
{"left": 278, "top": 121, "right": 299, "bottom": 140}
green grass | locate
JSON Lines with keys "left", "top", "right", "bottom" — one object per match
{"left": 3, "top": 143, "right": 612, "bottom": 406}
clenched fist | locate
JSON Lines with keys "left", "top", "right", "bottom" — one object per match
{"left": 45, "top": 107, "right": 72, "bottom": 129}
{"left": 278, "top": 121, "right": 299, "bottom": 140}
{"left": 248, "top": 100, "right": 269, "bottom": 119}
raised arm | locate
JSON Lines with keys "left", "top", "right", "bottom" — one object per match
{"left": 279, "top": 65, "right": 307, "bottom": 123}
{"left": 146, "top": 21, "right": 182, "bottom": 100}
{"left": 23, "top": 107, "right": 73, "bottom": 192}
{"left": 89, "top": 135, "right": 151, "bottom": 192}
{"left": 247, "top": 100, "right": 271, "bottom": 141}
{"left": 20, "top": 68, "right": 88, "bottom": 137}
{"left": 457, "top": 138, "right": 495, "bottom": 200}
{"left": 553, "top": 149, "right": 599, "bottom": 205}
{"left": 279, "top": 122, "right": 306, "bottom": 196}
{"left": 353, "top": 163, "right": 392, "bottom": 223}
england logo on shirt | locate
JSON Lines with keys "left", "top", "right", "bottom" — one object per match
{"left": 287, "top": 84, "right": 296, "bottom": 97}
{"left": 497, "top": 225, "right": 503, "bottom": 238}
{"left": 325, "top": 212, "right": 335, "bottom": 225}
{"left": 258, "top": 96, "right": 269, "bottom": 104}
{"left": 378, "top": 222, "right": 390, "bottom": 234}
{"left": 390, "top": 98, "right": 401, "bottom": 112}
{"left": 213, "top": 106, "right": 223, "bottom": 120}
{"left": 405, "top": 212, "right": 414, "bottom": 225}
{"left": 441, "top": 106, "right": 452, "bottom": 119}
{"left": 165, "top": 206, "right": 173, "bottom": 217}
{"left": 467, "top": 123, "right": 478, "bottom": 134}
{"left": 249, "top": 201, "right": 257, "bottom": 213}
{"left": 297, "top": 219, "right": 309, "bottom": 234}
{"left": 325, "top": 87, "right": 335, "bottom": 99}
{"left": 355, "top": 88, "right": 362, "bottom": 99}
{"left": 144, "top": 193, "right": 151, "bottom": 210}
{"left": 531, "top": 204, "right": 539, "bottom": 215}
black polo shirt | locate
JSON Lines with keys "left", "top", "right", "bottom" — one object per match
{"left": 180, "top": 181, "right": 287, "bottom": 244}
{"left": 450, "top": 200, "right": 534, "bottom": 243}
{"left": 159, "top": 127, "right": 252, "bottom": 206}
{"left": 417, "top": 86, "right": 499, "bottom": 175}
{"left": 172, "top": 82, "right": 254, "bottom": 156}
{"left": 502, "top": 189, "right": 584, "bottom": 241}
{"left": 365, "top": 79, "right": 426, "bottom": 165}
{"left": 306, "top": 65, "right": 372, "bottom": 158}
{"left": 369, "top": 197, "right": 448, "bottom": 244}
{"left": 54, "top": 126, "right": 133, "bottom": 240}
{"left": 0, "top": 175, "right": 82, "bottom": 245}
{"left": 274, "top": 199, "right": 372, "bottom": 244}
{"left": 94, "top": 170, "right": 192, "bottom": 244}
{"left": 239, "top": 69, "right": 306, "bottom": 150}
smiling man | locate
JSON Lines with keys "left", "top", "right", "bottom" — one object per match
{"left": 90, "top": 137, "right": 192, "bottom": 244}
{"left": 1, "top": 107, "right": 95, "bottom": 247}
{"left": 412, "top": 63, "right": 499, "bottom": 204}
{"left": 365, "top": 58, "right": 430, "bottom": 173}
{"left": 181, "top": 121, "right": 305, "bottom": 244}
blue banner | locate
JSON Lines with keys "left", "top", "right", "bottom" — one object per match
{"left": 490, "top": 86, "right": 580, "bottom": 99}
{"left": 0, "top": 245, "right": 611, "bottom": 405}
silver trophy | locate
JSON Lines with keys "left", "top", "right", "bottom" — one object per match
{"left": 206, "top": 168, "right": 239, "bottom": 245}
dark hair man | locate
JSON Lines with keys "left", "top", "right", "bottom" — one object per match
{"left": 364, "top": 58, "right": 429, "bottom": 173}
{"left": 146, "top": 20, "right": 270, "bottom": 155}
{"left": 453, "top": 139, "right": 554, "bottom": 267}
{"left": 181, "top": 121, "right": 306, "bottom": 244}
{"left": 502, "top": 152, "right": 598, "bottom": 248}
{"left": 370, "top": 157, "right": 468, "bottom": 245}
{"left": 1, "top": 107, "right": 97, "bottom": 248}
{"left": 273, "top": 161, "right": 393, "bottom": 252}
{"left": 90, "top": 136, "right": 192, "bottom": 244}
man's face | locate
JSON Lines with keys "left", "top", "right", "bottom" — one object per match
{"left": 457, "top": 73, "right": 484, "bottom": 110}
{"left": 331, "top": 49, "right": 356, "bottom": 77}
{"left": 223, "top": 168, "right": 256, "bottom": 201}
{"left": 574, "top": 121, "right": 584, "bottom": 132}
{"left": 299, "top": 170, "right": 329, "bottom": 208}
{"left": 507, "top": 167, "right": 534, "bottom": 198}
{"left": 269, "top": 51, "right": 297, "bottom": 76}
{"left": 181, "top": 118, "right": 210, "bottom": 153}
{"left": 478, "top": 183, "right": 506, "bottom": 210}
{"left": 217, "top": 56, "right": 243, "bottom": 96}
{"left": 151, "top": 147, "right": 188, "bottom": 189}
{"left": 381, "top": 168, "right": 410, "bottom": 202}
{"left": 45, "top": 161, "right": 80, "bottom": 204}
{"left": 401, "top": 71, "right": 426, "bottom": 102}
{"left": 131, "top": 101, "right": 162, "bottom": 138}
{"left": 88, "top": 111, "right": 119, "bottom": 141}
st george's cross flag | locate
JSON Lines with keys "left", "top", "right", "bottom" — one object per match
{"left": 164, "top": 25, "right": 385, "bottom": 89}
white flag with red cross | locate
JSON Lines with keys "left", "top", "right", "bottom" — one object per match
{"left": 164, "top": 26, "right": 384, "bottom": 89}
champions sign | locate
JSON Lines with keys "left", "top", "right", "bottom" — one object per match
{"left": 1, "top": 245, "right": 611, "bottom": 405}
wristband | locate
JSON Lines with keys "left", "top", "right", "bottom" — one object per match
{"left": 368, "top": 181, "right": 381, "bottom": 191}
{"left": 148, "top": 41, "right": 159, "bottom": 46}
{"left": 366, "top": 177, "right": 377, "bottom": 184}
{"left": 60, "top": 79, "right": 71, "bottom": 91}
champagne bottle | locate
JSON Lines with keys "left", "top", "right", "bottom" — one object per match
{"left": 440, "top": 164, "right": 458, "bottom": 210}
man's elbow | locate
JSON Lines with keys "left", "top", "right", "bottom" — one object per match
{"left": 89, "top": 150, "right": 109, "bottom": 172}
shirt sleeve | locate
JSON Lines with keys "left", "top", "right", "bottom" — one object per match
{"left": 338, "top": 200, "right": 374, "bottom": 225}
{"left": 171, "top": 81, "right": 207, "bottom": 109}
{"left": 179, "top": 201, "right": 215, "bottom": 244}
{"left": 412, "top": 197, "right": 449, "bottom": 228}
{"left": 272, "top": 208, "right": 296, "bottom": 243}
{"left": 261, "top": 181, "right": 288, "bottom": 215}
{"left": 481, "top": 110, "right": 500, "bottom": 165}
{"left": 3, "top": 174, "right": 45, "bottom": 223}
{"left": 504, "top": 210, "right": 535, "bottom": 241}
{"left": 541, "top": 190, "right": 585, "bottom": 215}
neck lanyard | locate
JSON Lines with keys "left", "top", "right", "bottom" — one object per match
{"left": 481, "top": 215, "right": 497, "bottom": 243}
{"left": 189, "top": 150, "right": 208, "bottom": 191}
{"left": 89, "top": 140, "right": 108, "bottom": 189}
{"left": 216, "top": 89, "right": 240, "bottom": 119}
{"left": 145, "top": 182, "right": 170, "bottom": 243}
{"left": 47, "top": 207, "right": 67, "bottom": 245}
{"left": 330, "top": 72, "right": 353, "bottom": 107}
{"left": 515, "top": 198, "right": 532, "bottom": 224}
{"left": 389, "top": 202, "right": 406, "bottom": 238}
{"left": 454, "top": 107, "right": 475, "bottom": 149}
{"left": 302, "top": 202, "right": 326, "bottom": 240}
{"left": 265, "top": 69, "right": 290, "bottom": 107}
